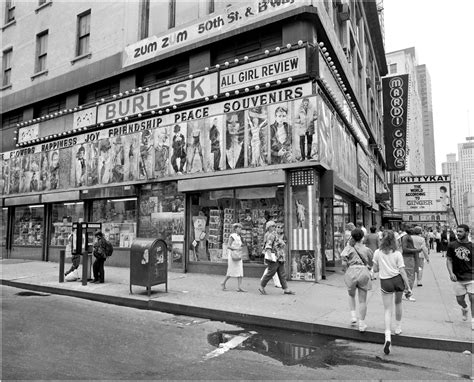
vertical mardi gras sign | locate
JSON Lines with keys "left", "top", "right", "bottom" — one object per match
{"left": 382, "top": 74, "right": 409, "bottom": 171}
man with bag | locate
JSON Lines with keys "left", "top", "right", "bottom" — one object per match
{"left": 91, "top": 231, "right": 112, "bottom": 284}
{"left": 258, "top": 220, "right": 295, "bottom": 296}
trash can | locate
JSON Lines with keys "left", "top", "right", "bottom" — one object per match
{"left": 130, "top": 238, "right": 168, "bottom": 296}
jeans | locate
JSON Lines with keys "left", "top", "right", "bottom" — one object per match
{"left": 261, "top": 261, "right": 288, "bottom": 290}
{"left": 93, "top": 257, "right": 105, "bottom": 282}
{"left": 403, "top": 255, "right": 415, "bottom": 290}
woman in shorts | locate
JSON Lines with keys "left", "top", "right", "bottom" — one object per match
{"left": 373, "top": 230, "right": 412, "bottom": 355}
{"left": 341, "top": 228, "right": 373, "bottom": 332}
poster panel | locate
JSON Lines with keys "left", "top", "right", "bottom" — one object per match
{"left": 392, "top": 175, "right": 451, "bottom": 213}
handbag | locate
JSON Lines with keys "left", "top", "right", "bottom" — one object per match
{"left": 228, "top": 248, "right": 242, "bottom": 261}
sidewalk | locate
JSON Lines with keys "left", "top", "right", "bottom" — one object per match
{"left": 1, "top": 251, "right": 472, "bottom": 353}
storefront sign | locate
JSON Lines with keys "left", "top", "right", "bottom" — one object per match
{"left": 382, "top": 74, "right": 409, "bottom": 171}
{"left": 18, "top": 124, "right": 39, "bottom": 144}
{"left": 123, "top": 0, "right": 305, "bottom": 67}
{"left": 97, "top": 74, "right": 218, "bottom": 123}
{"left": 220, "top": 49, "right": 307, "bottom": 92}
{"left": 402, "top": 213, "right": 447, "bottom": 222}
{"left": 392, "top": 175, "right": 451, "bottom": 213}
{"left": 73, "top": 107, "right": 97, "bottom": 130}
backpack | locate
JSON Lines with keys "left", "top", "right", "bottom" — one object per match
{"left": 104, "top": 240, "right": 114, "bottom": 257}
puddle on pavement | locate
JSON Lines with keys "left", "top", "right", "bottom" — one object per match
{"left": 163, "top": 315, "right": 209, "bottom": 327}
{"left": 207, "top": 327, "right": 394, "bottom": 371}
{"left": 16, "top": 291, "right": 50, "bottom": 297}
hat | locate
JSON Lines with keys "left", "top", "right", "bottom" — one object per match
{"left": 232, "top": 222, "right": 243, "bottom": 229}
{"left": 265, "top": 220, "right": 276, "bottom": 230}
{"left": 94, "top": 230, "right": 104, "bottom": 238}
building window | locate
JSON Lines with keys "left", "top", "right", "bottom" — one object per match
{"left": 2, "top": 48, "right": 12, "bottom": 87}
{"left": 38, "top": 0, "right": 47, "bottom": 5}
{"left": 169, "top": 0, "right": 200, "bottom": 29}
{"left": 5, "top": 0, "right": 15, "bottom": 23}
{"left": 76, "top": 10, "right": 91, "bottom": 57}
{"left": 35, "top": 30, "right": 48, "bottom": 73}
{"left": 389, "top": 63, "right": 397, "bottom": 74}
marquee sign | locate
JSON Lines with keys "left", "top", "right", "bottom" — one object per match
{"left": 382, "top": 74, "right": 409, "bottom": 171}
{"left": 392, "top": 175, "right": 451, "bottom": 213}
{"left": 123, "top": 0, "right": 306, "bottom": 67}
{"left": 220, "top": 49, "right": 307, "bottom": 92}
{"left": 97, "top": 74, "right": 218, "bottom": 123}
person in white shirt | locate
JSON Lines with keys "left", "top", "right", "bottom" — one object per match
{"left": 412, "top": 226, "right": 430, "bottom": 286}
{"left": 372, "top": 230, "right": 411, "bottom": 355}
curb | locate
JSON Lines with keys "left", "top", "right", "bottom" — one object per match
{"left": 2, "top": 279, "right": 472, "bottom": 353}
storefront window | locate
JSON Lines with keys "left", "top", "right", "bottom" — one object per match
{"left": 92, "top": 198, "right": 137, "bottom": 248}
{"left": 188, "top": 186, "right": 285, "bottom": 264}
{"left": 139, "top": 182, "right": 185, "bottom": 269}
{"left": 50, "top": 202, "right": 85, "bottom": 246}
{"left": 13, "top": 205, "right": 44, "bottom": 246}
{"left": 334, "top": 195, "right": 351, "bottom": 260}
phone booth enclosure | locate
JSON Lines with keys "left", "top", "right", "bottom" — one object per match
{"left": 72, "top": 222, "right": 102, "bottom": 254}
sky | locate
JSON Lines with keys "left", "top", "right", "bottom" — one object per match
{"left": 382, "top": 0, "right": 474, "bottom": 173}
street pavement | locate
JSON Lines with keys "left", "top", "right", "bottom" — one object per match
{"left": 1, "top": 250, "right": 472, "bottom": 353}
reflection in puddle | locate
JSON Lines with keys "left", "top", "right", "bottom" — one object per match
{"left": 207, "top": 327, "right": 395, "bottom": 371}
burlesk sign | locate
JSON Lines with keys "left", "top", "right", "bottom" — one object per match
{"left": 123, "top": 0, "right": 305, "bottom": 67}
{"left": 382, "top": 74, "right": 409, "bottom": 171}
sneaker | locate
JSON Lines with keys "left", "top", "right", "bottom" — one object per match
{"left": 462, "top": 308, "right": 469, "bottom": 321}
{"left": 404, "top": 294, "right": 416, "bottom": 302}
{"left": 350, "top": 317, "right": 358, "bottom": 326}
{"left": 395, "top": 327, "right": 402, "bottom": 335}
{"left": 383, "top": 340, "right": 391, "bottom": 355}
{"left": 358, "top": 322, "right": 367, "bottom": 332}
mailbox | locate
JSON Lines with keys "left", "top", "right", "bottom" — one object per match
{"left": 130, "top": 238, "right": 168, "bottom": 296}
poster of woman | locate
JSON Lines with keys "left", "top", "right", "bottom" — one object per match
{"left": 186, "top": 120, "right": 206, "bottom": 174}
{"left": 98, "top": 138, "right": 112, "bottom": 184}
{"left": 9, "top": 157, "right": 20, "bottom": 194}
{"left": 138, "top": 130, "right": 153, "bottom": 180}
{"left": 49, "top": 150, "right": 60, "bottom": 190}
{"left": 0, "top": 157, "right": 9, "bottom": 195}
{"left": 246, "top": 106, "right": 268, "bottom": 167}
{"left": 206, "top": 116, "right": 224, "bottom": 172}
{"left": 225, "top": 111, "right": 245, "bottom": 169}
{"left": 111, "top": 136, "right": 125, "bottom": 183}
{"left": 318, "top": 98, "right": 334, "bottom": 168}
{"left": 29, "top": 154, "right": 41, "bottom": 192}
{"left": 40, "top": 152, "right": 49, "bottom": 191}
{"left": 19, "top": 155, "right": 31, "bottom": 193}
{"left": 59, "top": 147, "right": 73, "bottom": 189}
{"left": 85, "top": 142, "right": 99, "bottom": 186}
{"left": 268, "top": 103, "right": 294, "bottom": 164}
{"left": 123, "top": 133, "right": 139, "bottom": 181}
{"left": 154, "top": 126, "right": 170, "bottom": 178}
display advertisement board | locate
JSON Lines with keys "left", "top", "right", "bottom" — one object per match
{"left": 123, "top": 0, "right": 307, "bottom": 67}
{"left": 97, "top": 73, "right": 219, "bottom": 123}
{"left": 382, "top": 74, "right": 409, "bottom": 171}
{"left": 392, "top": 175, "right": 451, "bottom": 213}
{"left": 402, "top": 213, "right": 448, "bottom": 222}
{"left": 18, "top": 124, "right": 39, "bottom": 144}
{"left": 220, "top": 49, "right": 307, "bottom": 92}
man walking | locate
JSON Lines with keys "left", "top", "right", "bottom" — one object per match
{"left": 412, "top": 226, "right": 429, "bottom": 286}
{"left": 446, "top": 224, "right": 473, "bottom": 330}
{"left": 399, "top": 224, "right": 422, "bottom": 301}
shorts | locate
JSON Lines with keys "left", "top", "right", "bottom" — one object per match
{"left": 453, "top": 280, "right": 474, "bottom": 296}
{"left": 344, "top": 265, "right": 372, "bottom": 293}
{"left": 380, "top": 274, "right": 405, "bottom": 294}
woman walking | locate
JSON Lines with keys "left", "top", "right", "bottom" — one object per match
{"left": 259, "top": 220, "right": 295, "bottom": 295}
{"left": 221, "top": 223, "right": 246, "bottom": 292}
{"left": 341, "top": 228, "right": 373, "bottom": 332}
{"left": 372, "top": 230, "right": 412, "bottom": 355}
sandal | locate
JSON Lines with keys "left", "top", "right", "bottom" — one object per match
{"left": 237, "top": 288, "right": 247, "bottom": 292}
{"left": 258, "top": 288, "right": 267, "bottom": 295}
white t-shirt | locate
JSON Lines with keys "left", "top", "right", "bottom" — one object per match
{"left": 373, "top": 249, "right": 405, "bottom": 279}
